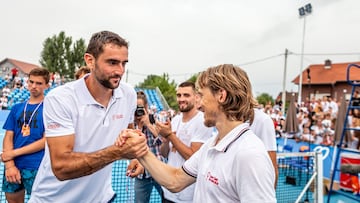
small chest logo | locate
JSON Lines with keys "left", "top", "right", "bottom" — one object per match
{"left": 112, "top": 114, "right": 124, "bottom": 120}
{"left": 206, "top": 172, "right": 219, "bottom": 186}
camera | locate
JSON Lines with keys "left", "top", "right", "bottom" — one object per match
{"left": 135, "top": 106, "right": 146, "bottom": 117}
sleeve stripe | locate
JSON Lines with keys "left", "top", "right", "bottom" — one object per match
{"left": 182, "top": 166, "right": 197, "bottom": 178}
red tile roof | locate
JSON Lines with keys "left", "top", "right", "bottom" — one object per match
{"left": 292, "top": 61, "right": 360, "bottom": 85}
{"left": 0, "top": 58, "right": 43, "bottom": 74}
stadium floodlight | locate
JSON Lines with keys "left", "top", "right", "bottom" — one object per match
{"left": 297, "top": 3, "right": 312, "bottom": 105}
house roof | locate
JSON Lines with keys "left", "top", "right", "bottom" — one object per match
{"left": 0, "top": 58, "right": 42, "bottom": 74}
{"left": 292, "top": 61, "right": 360, "bottom": 85}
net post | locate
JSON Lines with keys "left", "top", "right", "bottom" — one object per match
{"left": 315, "top": 150, "right": 323, "bottom": 203}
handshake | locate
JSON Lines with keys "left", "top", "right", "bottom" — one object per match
{"left": 114, "top": 129, "right": 149, "bottom": 159}
{"left": 113, "top": 129, "right": 149, "bottom": 177}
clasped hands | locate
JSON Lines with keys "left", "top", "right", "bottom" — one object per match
{"left": 114, "top": 129, "right": 148, "bottom": 177}
{"left": 114, "top": 129, "right": 149, "bottom": 159}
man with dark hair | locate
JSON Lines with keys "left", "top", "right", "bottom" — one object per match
{"left": 29, "top": 31, "right": 148, "bottom": 202}
{"left": 157, "top": 81, "right": 213, "bottom": 203}
{"left": 2, "top": 67, "right": 50, "bottom": 203}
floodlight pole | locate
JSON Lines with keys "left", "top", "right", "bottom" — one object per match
{"left": 282, "top": 49, "right": 288, "bottom": 115}
{"left": 298, "top": 16, "right": 306, "bottom": 105}
{"left": 298, "top": 3, "right": 312, "bottom": 105}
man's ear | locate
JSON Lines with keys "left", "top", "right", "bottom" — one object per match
{"left": 217, "top": 89, "right": 227, "bottom": 103}
{"left": 84, "top": 53, "right": 95, "bottom": 70}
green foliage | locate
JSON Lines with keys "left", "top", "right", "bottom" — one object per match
{"left": 39, "top": 31, "right": 86, "bottom": 80}
{"left": 136, "top": 73, "right": 178, "bottom": 110}
{"left": 256, "top": 93, "right": 274, "bottom": 106}
{"left": 187, "top": 74, "right": 199, "bottom": 84}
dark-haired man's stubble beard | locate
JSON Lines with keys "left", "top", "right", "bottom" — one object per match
{"left": 94, "top": 63, "right": 121, "bottom": 89}
{"left": 179, "top": 103, "right": 194, "bottom": 113}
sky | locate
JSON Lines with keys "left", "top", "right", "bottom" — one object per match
{"left": 1, "top": 0, "right": 359, "bottom": 98}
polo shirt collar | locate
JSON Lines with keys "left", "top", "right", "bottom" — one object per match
{"left": 213, "top": 122, "right": 250, "bottom": 152}
{"left": 74, "top": 75, "right": 124, "bottom": 105}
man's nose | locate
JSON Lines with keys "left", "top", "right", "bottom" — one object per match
{"left": 114, "top": 63, "right": 125, "bottom": 75}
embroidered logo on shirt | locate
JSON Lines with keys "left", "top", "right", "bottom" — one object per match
{"left": 112, "top": 114, "right": 124, "bottom": 120}
{"left": 47, "top": 122, "right": 60, "bottom": 129}
{"left": 206, "top": 172, "right": 219, "bottom": 185}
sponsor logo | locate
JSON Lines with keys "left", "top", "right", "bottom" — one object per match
{"left": 206, "top": 172, "right": 219, "bottom": 185}
{"left": 112, "top": 114, "right": 124, "bottom": 120}
{"left": 47, "top": 123, "right": 60, "bottom": 129}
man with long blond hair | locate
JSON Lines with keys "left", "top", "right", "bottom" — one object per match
{"left": 126, "top": 64, "right": 276, "bottom": 202}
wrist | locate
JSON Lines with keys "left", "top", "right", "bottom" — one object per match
{"left": 163, "top": 132, "right": 172, "bottom": 138}
{"left": 5, "top": 164, "right": 15, "bottom": 170}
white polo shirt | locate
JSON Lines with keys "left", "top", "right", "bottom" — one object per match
{"left": 250, "top": 108, "right": 277, "bottom": 151}
{"left": 183, "top": 123, "right": 276, "bottom": 203}
{"left": 29, "top": 77, "right": 137, "bottom": 203}
{"left": 163, "top": 111, "right": 213, "bottom": 202}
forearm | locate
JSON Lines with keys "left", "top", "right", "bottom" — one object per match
{"left": 268, "top": 151, "right": 278, "bottom": 189}
{"left": 13, "top": 137, "right": 45, "bottom": 157}
{"left": 160, "top": 140, "right": 170, "bottom": 157}
{"left": 2, "top": 131, "right": 14, "bottom": 152}
{"left": 138, "top": 151, "right": 193, "bottom": 192}
{"left": 51, "top": 145, "right": 122, "bottom": 181}
{"left": 2, "top": 131, "right": 15, "bottom": 165}
{"left": 167, "top": 133, "right": 194, "bottom": 160}
{"left": 49, "top": 130, "right": 148, "bottom": 181}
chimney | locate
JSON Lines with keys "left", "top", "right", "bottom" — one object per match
{"left": 324, "top": 59, "right": 332, "bottom": 69}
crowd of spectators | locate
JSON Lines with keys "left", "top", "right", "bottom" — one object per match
{"left": 259, "top": 93, "right": 360, "bottom": 151}
{"left": 0, "top": 72, "right": 27, "bottom": 109}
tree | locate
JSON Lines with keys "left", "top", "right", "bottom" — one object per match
{"left": 136, "top": 73, "right": 178, "bottom": 110}
{"left": 256, "top": 93, "right": 274, "bottom": 107}
{"left": 39, "top": 31, "right": 86, "bottom": 80}
{"left": 187, "top": 74, "right": 199, "bottom": 84}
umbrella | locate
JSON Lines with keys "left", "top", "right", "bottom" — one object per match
{"left": 334, "top": 95, "right": 350, "bottom": 146}
{"left": 284, "top": 95, "right": 299, "bottom": 136}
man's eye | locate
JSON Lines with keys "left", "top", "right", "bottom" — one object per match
{"left": 109, "top": 60, "right": 118, "bottom": 65}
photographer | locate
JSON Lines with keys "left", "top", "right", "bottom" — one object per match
{"left": 129, "top": 91, "right": 165, "bottom": 202}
